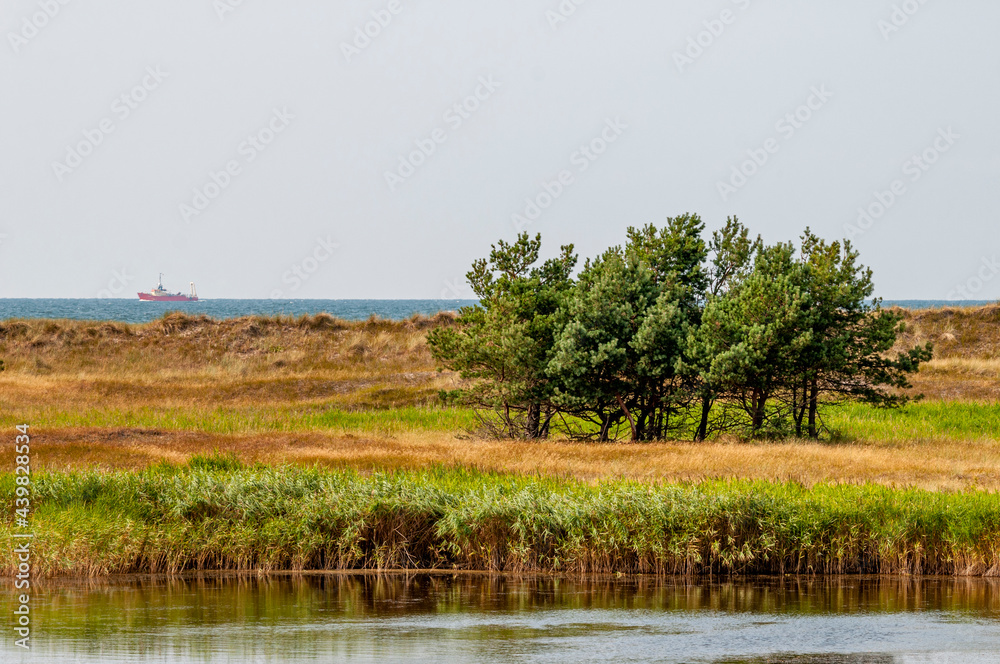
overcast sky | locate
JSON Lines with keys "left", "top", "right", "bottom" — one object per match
{"left": 2, "top": 1, "right": 998, "bottom": 299}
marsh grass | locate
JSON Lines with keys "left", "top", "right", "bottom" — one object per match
{"left": 5, "top": 462, "right": 1000, "bottom": 577}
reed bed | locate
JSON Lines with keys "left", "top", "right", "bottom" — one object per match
{"left": 5, "top": 461, "right": 1000, "bottom": 578}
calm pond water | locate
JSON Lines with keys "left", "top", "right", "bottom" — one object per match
{"left": 4, "top": 574, "right": 1000, "bottom": 663}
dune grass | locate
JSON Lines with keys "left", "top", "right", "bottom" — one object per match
{"left": 17, "top": 426, "right": 1000, "bottom": 492}
{"left": 5, "top": 460, "right": 1000, "bottom": 578}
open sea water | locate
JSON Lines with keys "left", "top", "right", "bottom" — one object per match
{"left": 0, "top": 299, "right": 993, "bottom": 323}
{"left": 0, "top": 299, "right": 480, "bottom": 324}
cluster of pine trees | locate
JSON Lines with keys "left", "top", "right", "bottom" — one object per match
{"left": 428, "top": 215, "right": 932, "bottom": 441}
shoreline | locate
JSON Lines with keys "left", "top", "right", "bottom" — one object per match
{"left": 9, "top": 569, "right": 1000, "bottom": 584}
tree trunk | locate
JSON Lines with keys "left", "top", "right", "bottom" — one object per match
{"left": 751, "top": 387, "right": 766, "bottom": 434}
{"left": 539, "top": 412, "right": 553, "bottom": 439}
{"left": 695, "top": 392, "right": 712, "bottom": 442}
{"left": 635, "top": 409, "right": 648, "bottom": 442}
{"left": 599, "top": 412, "right": 612, "bottom": 442}
{"left": 616, "top": 395, "right": 638, "bottom": 441}
{"left": 807, "top": 379, "right": 819, "bottom": 438}
{"left": 793, "top": 376, "right": 809, "bottom": 437}
{"left": 526, "top": 403, "right": 540, "bottom": 439}
{"left": 640, "top": 394, "right": 658, "bottom": 441}
{"left": 792, "top": 381, "right": 802, "bottom": 437}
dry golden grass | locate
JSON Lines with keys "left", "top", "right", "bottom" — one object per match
{"left": 26, "top": 426, "right": 1000, "bottom": 492}
{"left": 0, "top": 312, "right": 457, "bottom": 414}
{"left": 893, "top": 304, "right": 1000, "bottom": 359}
{"left": 0, "top": 311, "right": 448, "bottom": 376}
{"left": 888, "top": 305, "right": 1000, "bottom": 399}
{"left": 906, "top": 358, "right": 1000, "bottom": 401}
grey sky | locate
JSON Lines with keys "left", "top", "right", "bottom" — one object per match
{"left": 2, "top": 1, "right": 997, "bottom": 299}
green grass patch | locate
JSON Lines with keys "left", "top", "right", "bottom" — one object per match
{"left": 826, "top": 401, "right": 1000, "bottom": 441}
{"left": 4, "top": 400, "right": 1000, "bottom": 441}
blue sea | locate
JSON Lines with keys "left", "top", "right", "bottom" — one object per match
{"left": 0, "top": 299, "right": 993, "bottom": 324}
{"left": 0, "top": 299, "right": 479, "bottom": 324}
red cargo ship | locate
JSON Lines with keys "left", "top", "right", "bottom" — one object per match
{"left": 138, "top": 274, "right": 199, "bottom": 302}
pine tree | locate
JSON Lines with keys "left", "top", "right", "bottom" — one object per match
{"left": 546, "top": 216, "right": 706, "bottom": 441}
{"left": 546, "top": 248, "right": 689, "bottom": 440}
{"left": 683, "top": 217, "right": 760, "bottom": 440}
{"left": 427, "top": 233, "right": 576, "bottom": 438}
{"left": 430, "top": 219, "right": 931, "bottom": 442}
{"left": 786, "top": 229, "right": 932, "bottom": 437}
{"left": 695, "top": 242, "right": 813, "bottom": 436}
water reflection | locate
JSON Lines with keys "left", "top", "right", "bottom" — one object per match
{"left": 4, "top": 574, "right": 1000, "bottom": 663}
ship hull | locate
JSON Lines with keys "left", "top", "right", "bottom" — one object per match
{"left": 137, "top": 293, "right": 199, "bottom": 302}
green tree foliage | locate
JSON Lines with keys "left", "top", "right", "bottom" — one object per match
{"left": 427, "top": 233, "right": 576, "bottom": 438}
{"left": 785, "top": 229, "right": 933, "bottom": 437}
{"left": 625, "top": 214, "right": 708, "bottom": 315}
{"left": 696, "top": 242, "right": 814, "bottom": 436}
{"left": 684, "top": 217, "right": 761, "bottom": 440}
{"left": 546, "top": 248, "right": 689, "bottom": 441}
{"left": 433, "top": 217, "right": 931, "bottom": 441}
{"left": 547, "top": 215, "right": 707, "bottom": 441}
